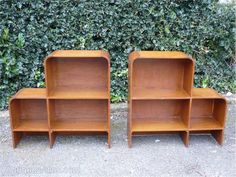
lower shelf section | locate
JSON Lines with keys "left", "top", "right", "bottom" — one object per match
{"left": 190, "top": 117, "right": 223, "bottom": 130}
{"left": 189, "top": 129, "right": 224, "bottom": 145}
{"left": 13, "top": 119, "right": 48, "bottom": 132}
{"left": 51, "top": 120, "right": 108, "bottom": 132}
{"left": 131, "top": 118, "right": 187, "bottom": 132}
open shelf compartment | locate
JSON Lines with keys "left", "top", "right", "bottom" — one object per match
{"left": 49, "top": 99, "right": 109, "bottom": 132}
{"left": 130, "top": 51, "right": 194, "bottom": 99}
{"left": 10, "top": 89, "right": 48, "bottom": 132}
{"left": 190, "top": 98, "right": 226, "bottom": 131}
{"left": 131, "top": 99, "right": 190, "bottom": 132}
{"left": 44, "top": 50, "right": 109, "bottom": 99}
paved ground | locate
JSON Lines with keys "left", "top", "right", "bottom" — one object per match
{"left": 0, "top": 103, "right": 235, "bottom": 177}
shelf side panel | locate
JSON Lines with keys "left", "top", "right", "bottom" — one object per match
{"left": 213, "top": 99, "right": 227, "bottom": 127}
{"left": 183, "top": 60, "right": 194, "bottom": 96}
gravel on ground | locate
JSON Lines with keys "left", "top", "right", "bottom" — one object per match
{"left": 0, "top": 101, "right": 235, "bottom": 177}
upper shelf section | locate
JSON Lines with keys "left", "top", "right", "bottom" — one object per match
{"left": 11, "top": 88, "right": 46, "bottom": 99}
{"left": 44, "top": 50, "right": 110, "bottom": 99}
{"left": 129, "top": 51, "right": 192, "bottom": 62}
{"left": 44, "top": 50, "right": 110, "bottom": 61}
{"left": 192, "top": 88, "right": 224, "bottom": 99}
{"left": 129, "top": 51, "right": 194, "bottom": 99}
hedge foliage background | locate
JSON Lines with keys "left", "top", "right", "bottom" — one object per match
{"left": 0, "top": 0, "right": 235, "bottom": 109}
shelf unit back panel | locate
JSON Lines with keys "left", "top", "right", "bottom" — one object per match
{"left": 132, "top": 100, "right": 190, "bottom": 132}
{"left": 10, "top": 99, "right": 48, "bottom": 130}
{"left": 190, "top": 99, "right": 226, "bottom": 130}
{"left": 133, "top": 100, "right": 189, "bottom": 120}
{"left": 46, "top": 57, "right": 108, "bottom": 95}
{"left": 132, "top": 59, "right": 194, "bottom": 96}
{"left": 49, "top": 99, "right": 108, "bottom": 122}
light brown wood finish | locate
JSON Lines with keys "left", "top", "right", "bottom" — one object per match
{"left": 128, "top": 51, "right": 227, "bottom": 147}
{"left": 128, "top": 51, "right": 194, "bottom": 147}
{"left": 49, "top": 100, "right": 108, "bottom": 132}
{"left": 190, "top": 88, "right": 227, "bottom": 145}
{"left": 132, "top": 100, "right": 190, "bottom": 131}
{"left": 46, "top": 50, "right": 110, "bottom": 148}
{"left": 133, "top": 59, "right": 193, "bottom": 98}
{"left": 9, "top": 88, "right": 49, "bottom": 148}
{"left": 10, "top": 50, "right": 110, "bottom": 148}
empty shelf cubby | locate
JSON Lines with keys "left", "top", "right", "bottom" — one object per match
{"left": 130, "top": 51, "right": 194, "bottom": 99}
{"left": 49, "top": 99, "right": 109, "bottom": 132}
{"left": 131, "top": 99, "right": 190, "bottom": 132}
{"left": 9, "top": 88, "right": 49, "bottom": 148}
{"left": 44, "top": 50, "right": 109, "bottom": 99}
{"left": 190, "top": 88, "right": 227, "bottom": 145}
{"left": 190, "top": 99, "right": 226, "bottom": 130}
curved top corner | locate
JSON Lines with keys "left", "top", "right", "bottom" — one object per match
{"left": 129, "top": 51, "right": 194, "bottom": 64}
{"left": 44, "top": 50, "right": 110, "bottom": 66}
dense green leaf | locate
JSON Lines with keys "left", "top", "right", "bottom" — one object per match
{"left": 0, "top": 0, "right": 235, "bottom": 109}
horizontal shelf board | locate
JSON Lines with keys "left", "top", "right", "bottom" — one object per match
{"left": 13, "top": 119, "right": 49, "bottom": 132}
{"left": 192, "top": 88, "right": 222, "bottom": 99}
{"left": 48, "top": 90, "right": 109, "bottom": 99}
{"left": 190, "top": 117, "right": 223, "bottom": 130}
{"left": 13, "top": 88, "right": 46, "bottom": 99}
{"left": 132, "top": 89, "right": 190, "bottom": 100}
{"left": 131, "top": 118, "right": 187, "bottom": 132}
{"left": 46, "top": 50, "right": 109, "bottom": 60}
{"left": 129, "top": 51, "right": 191, "bottom": 61}
{"left": 51, "top": 120, "right": 108, "bottom": 132}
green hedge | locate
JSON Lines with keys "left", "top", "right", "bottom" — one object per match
{"left": 0, "top": 0, "right": 235, "bottom": 109}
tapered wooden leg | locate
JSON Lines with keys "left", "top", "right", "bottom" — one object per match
{"left": 180, "top": 131, "right": 189, "bottom": 147}
{"left": 107, "top": 132, "right": 111, "bottom": 148}
{"left": 211, "top": 130, "right": 224, "bottom": 145}
{"left": 12, "top": 132, "right": 23, "bottom": 148}
{"left": 49, "top": 132, "right": 56, "bottom": 148}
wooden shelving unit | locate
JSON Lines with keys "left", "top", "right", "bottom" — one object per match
{"left": 10, "top": 50, "right": 110, "bottom": 148}
{"left": 128, "top": 51, "right": 227, "bottom": 147}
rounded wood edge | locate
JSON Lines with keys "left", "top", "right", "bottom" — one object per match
{"left": 9, "top": 97, "right": 16, "bottom": 106}
{"left": 129, "top": 51, "right": 195, "bottom": 65}
{"left": 128, "top": 51, "right": 140, "bottom": 64}
{"left": 43, "top": 50, "right": 110, "bottom": 66}
{"left": 9, "top": 97, "right": 17, "bottom": 134}
{"left": 210, "top": 88, "right": 227, "bottom": 101}
{"left": 9, "top": 88, "right": 25, "bottom": 101}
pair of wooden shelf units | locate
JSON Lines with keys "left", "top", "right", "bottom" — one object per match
{"left": 9, "top": 50, "right": 227, "bottom": 148}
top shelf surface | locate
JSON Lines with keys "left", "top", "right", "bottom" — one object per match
{"left": 132, "top": 88, "right": 190, "bottom": 100}
{"left": 129, "top": 51, "right": 193, "bottom": 63}
{"left": 12, "top": 88, "right": 109, "bottom": 100}
{"left": 44, "top": 50, "right": 110, "bottom": 61}
{"left": 48, "top": 89, "right": 109, "bottom": 99}
{"left": 192, "top": 88, "right": 223, "bottom": 99}
{"left": 12, "top": 88, "right": 46, "bottom": 99}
